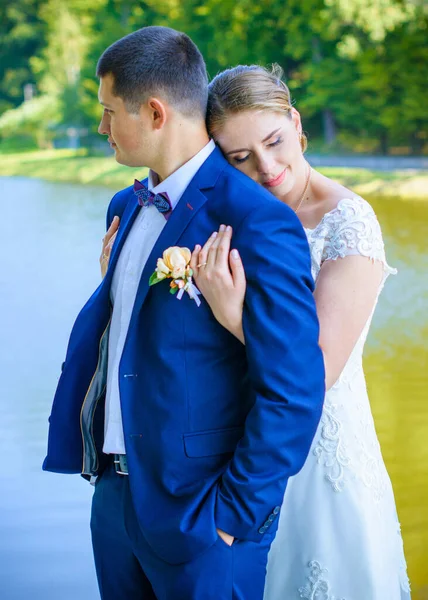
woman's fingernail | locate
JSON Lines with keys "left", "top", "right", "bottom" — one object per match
{"left": 212, "top": 231, "right": 218, "bottom": 237}
{"left": 231, "top": 249, "right": 239, "bottom": 259}
{"left": 195, "top": 244, "right": 201, "bottom": 251}
{"left": 226, "top": 225, "right": 232, "bottom": 233}
{"left": 219, "top": 224, "right": 226, "bottom": 232}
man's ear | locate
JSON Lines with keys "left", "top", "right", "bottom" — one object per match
{"left": 145, "top": 97, "right": 168, "bottom": 130}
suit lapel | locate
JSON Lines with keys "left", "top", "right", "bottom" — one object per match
{"left": 132, "top": 186, "right": 207, "bottom": 313}
{"left": 130, "top": 146, "right": 226, "bottom": 317}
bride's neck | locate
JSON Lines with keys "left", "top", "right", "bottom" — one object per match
{"left": 279, "top": 159, "right": 312, "bottom": 211}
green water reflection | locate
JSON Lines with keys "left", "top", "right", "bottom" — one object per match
{"left": 365, "top": 197, "right": 428, "bottom": 598}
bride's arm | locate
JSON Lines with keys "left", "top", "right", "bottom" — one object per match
{"left": 191, "top": 226, "right": 383, "bottom": 391}
{"left": 313, "top": 255, "right": 382, "bottom": 389}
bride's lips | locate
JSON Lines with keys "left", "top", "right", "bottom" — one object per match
{"left": 264, "top": 168, "right": 287, "bottom": 188}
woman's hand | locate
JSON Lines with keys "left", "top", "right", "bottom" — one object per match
{"left": 100, "top": 216, "right": 120, "bottom": 278}
{"left": 191, "top": 225, "right": 246, "bottom": 343}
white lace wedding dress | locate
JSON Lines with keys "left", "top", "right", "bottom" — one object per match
{"left": 264, "top": 197, "right": 411, "bottom": 600}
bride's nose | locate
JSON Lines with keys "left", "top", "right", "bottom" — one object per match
{"left": 256, "top": 153, "right": 275, "bottom": 176}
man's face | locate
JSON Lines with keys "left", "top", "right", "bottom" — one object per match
{"left": 98, "top": 74, "right": 153, "bottom": 168}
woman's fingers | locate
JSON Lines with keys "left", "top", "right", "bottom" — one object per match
{"left": 101, "top": 230, "right": 117, "bottom": 261}
{"left": 197, "top": 231, "right": 218, "bottom": 271}
{"left": 206, "top": 224, "right": 226, "bottom": 269}
{"left": 105, "top": 231, "right": 118, "bottom": 256}
{"left": 191, "top": 224, "right": 233, "bottom": 281}
{"left": 215, "top": 226, "right": 232, "bottom": 268}
{"left": 229, "top": 249, "right": 246, "bottom": 290}
{"left": 190, "top": 245, "right": 201, "bottom": 279}
{"left": 102, "top": 216, "right": 120, "bottom": 252}
{"left": 99, "top": 227, "right": 118, "bottom": 279}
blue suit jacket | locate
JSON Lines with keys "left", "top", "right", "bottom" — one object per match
{"left": 43, "top": 147, "right": 325, "bottom": 564}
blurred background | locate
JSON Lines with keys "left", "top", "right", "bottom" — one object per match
{"left": 0, "top": 1, "right": 427, "bottom": 599}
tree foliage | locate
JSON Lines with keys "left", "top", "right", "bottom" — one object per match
{"left": 0, "top": 0, "right": 426, "bottom": 153}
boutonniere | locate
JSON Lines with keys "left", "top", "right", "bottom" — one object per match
{"left": 149, "top": 246, "right": 201, "bottom": 306}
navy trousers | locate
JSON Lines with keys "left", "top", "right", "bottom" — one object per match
{"left": 90, "top": 463, "right": 275, "bottom": 599}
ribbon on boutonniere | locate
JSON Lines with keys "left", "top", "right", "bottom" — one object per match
{"left": 149, "top": 246, "right": 201, "bottom": 306}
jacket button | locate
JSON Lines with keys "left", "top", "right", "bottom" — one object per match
{"left": 273, "top": 506, "right": 281, "bottom": 515}
{"left": 263, "top": 520, "right": 271, "bottom": 528}
{"left": 267, "top": 515, "right": 275, "bottom": 523}
{"left": 258, "top": 526, "right": 267, "bottom": 534}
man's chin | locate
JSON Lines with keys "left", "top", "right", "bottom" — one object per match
{"left": 116, "top": 153, "right": 146, "bottom": 169}
{"left": 114, "top": 150, "right": 132, "bottom": 167}
{"left": 114, "top": 151, "right": 125, "bottom": 165}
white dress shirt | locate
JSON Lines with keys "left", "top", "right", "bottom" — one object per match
{"left": 103, "top": 139, "right": 216, "bottom": 454}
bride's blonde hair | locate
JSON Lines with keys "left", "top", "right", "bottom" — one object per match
{"left": 207, "top": 64, "right": 307, "bottom": 152}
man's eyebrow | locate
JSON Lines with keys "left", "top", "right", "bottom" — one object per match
{"left": 226, "top": 128, "right": 282, "bottom": 155}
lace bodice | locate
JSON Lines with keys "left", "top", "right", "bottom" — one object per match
{"left": 304, "top": 197, "right": 396, "bottom": 282}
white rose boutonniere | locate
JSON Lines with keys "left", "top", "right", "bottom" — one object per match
{"left": 149, "top": 246, "right": 201, "bottom": 306}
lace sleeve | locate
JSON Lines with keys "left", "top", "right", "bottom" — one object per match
{"left": 321, "top": 198, "right": 395, "bottom": 278}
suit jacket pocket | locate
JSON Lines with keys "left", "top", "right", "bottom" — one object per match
{"left": 183, "top": 426, "right": 244, "bottom": 458}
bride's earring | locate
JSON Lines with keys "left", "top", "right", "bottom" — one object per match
{"left": 298, "top": 129, "right": 306, "bottom": 151}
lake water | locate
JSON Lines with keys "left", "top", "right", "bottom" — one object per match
{"left": 1, "top": 176, "right": 427, "bottom": 599}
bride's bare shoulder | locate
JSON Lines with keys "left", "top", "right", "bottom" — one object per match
{"left": 300, "top": 169, "right": 358, "bottom": 229}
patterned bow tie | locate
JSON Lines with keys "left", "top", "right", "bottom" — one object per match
{"left": 134, "top": 179, "right": 172, "bottom": 220}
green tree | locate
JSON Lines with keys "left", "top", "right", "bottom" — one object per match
{"left": 0, "top": 0, "right": 46, "bottom": 113}
{"left": 1, "top": 0, "right": 426, "bottom": 153}
{"left": 31, "top": 0, "right": 105, "bottom": 128}
{"left": 356, "top": 10, "right": 428, "bottom": 154}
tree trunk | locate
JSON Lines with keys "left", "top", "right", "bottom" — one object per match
{"left": 379, "top": 130, "right": 388, "bottom": 155}
{"left": 322, "top": 109, "right": 337, "bottom": 146}
{"left": 410, "top": 130, "right": 424, "bottom": 156}
{"left": 312, "top": 38, "right": 337, "bottom": 146}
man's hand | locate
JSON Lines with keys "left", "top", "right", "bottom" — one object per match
{"left": 216, "top": 528, "right": 234, "bottom": 547}
{"left": 100, "top": 216, "right": 120, "bottom": 278}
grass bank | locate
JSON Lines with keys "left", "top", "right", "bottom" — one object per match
{"left": 0, "top": 149, "right": 427, "bottom": 199}
{"left": 0, "top": 149, "right": 146, "bottom": 189}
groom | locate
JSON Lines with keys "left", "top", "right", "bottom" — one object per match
{"left": 43, "top": 26, "right": 325, "bottom": 599}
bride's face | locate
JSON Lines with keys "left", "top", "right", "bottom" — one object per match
{"left": 214, "top": 109, "right": 304, "bottom": 197}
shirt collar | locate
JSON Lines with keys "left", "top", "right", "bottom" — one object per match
{"left": 148, "top": 139, "right": 216, "bottom": 210}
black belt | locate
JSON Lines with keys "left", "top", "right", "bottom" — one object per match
{"left": 113, "top": 454, "right": 129, "bottom": 475}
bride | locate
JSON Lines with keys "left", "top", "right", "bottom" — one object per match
{"left": 190, "top": 64, "right": 410, "bottom": 599}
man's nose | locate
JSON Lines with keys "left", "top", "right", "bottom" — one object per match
{"left": 98, "top": 114, "right": 110, "bottom": 135}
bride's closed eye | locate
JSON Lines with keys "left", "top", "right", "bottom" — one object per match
{"left": 232, "top": 137, "right": 283, "bottom": 165}
{"left": 268, "top": 137, "right": 283, "bottom": 147}
{"left": 234, "top": 155, "right": 250, "bottom": 164}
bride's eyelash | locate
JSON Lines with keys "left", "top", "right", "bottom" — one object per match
{"left": 233, "top": 137, "right": 283, "bottom": 164}
{"left": 234, "top": 155, "right": 249, "bottom": 164}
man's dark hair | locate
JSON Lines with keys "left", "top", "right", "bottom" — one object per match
{"left": 97, "top": 26, "right": 208, "bottom": 118}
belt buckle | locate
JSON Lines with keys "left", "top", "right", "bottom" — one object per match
{"left": 114, "top": 454, "right": 128, "bottom": 476}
